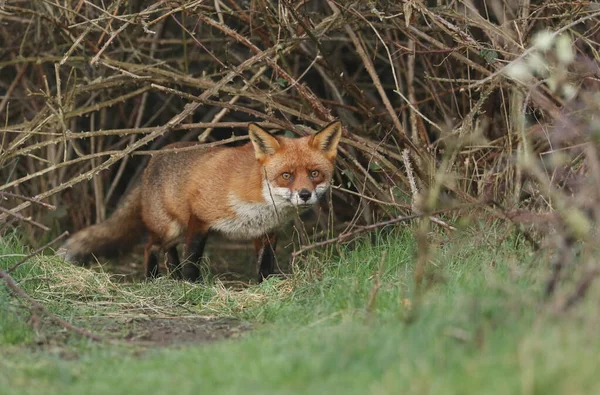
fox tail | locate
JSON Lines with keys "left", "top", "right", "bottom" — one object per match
{"left": 58, "top": 183, "right": 146, "bottom": 264}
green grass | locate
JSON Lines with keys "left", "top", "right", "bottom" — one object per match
{"left": 1, "top": 228, "right": 599, "bottom": 395}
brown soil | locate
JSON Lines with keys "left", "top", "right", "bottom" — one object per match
{"left": 29, "top": 316, "right": 251, "bottom": 359}
{"left": 86, "top": 316, "right": 251, "bottom": 347}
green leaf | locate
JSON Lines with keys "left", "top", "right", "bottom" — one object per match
{"left": 479, "top": 49, "right": 498, "bottom": 64}
{"left": 274, "top": 78, "right": 288, "bottom": 88}
{"left": 369, "top": 162, "right": 383, "bottom": 171}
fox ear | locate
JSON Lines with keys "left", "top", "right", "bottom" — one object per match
{"left": 248, "top": 123, "right": 281, "bottom": 161}
{"left": 310, "top": 121, "right": 343, "bottom": 160}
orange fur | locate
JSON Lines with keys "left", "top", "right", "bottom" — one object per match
{"left": 60, "top": 122, "right": 343, "bottom": 282}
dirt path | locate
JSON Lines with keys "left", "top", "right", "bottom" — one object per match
{"left": 93, "top": 316, "right": 251, "bottom": 346}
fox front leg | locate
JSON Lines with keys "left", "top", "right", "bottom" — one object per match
{"left": 144, "top": 237, "right": 161, "bottom": 279}
{"left": 254, "top": 233, "right": 278, "bottom": 283}
{"left": 182, "top": 233, "right": 208, "bottom": 282}
{"left": 165, "top": 246, "right": 181, "bottom": 279}
{"left": 182, "top": 216, "right": 209, "bottom": 282}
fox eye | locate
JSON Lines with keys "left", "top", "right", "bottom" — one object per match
{"left": 310, "top": 170, "right": 320, "bottom": 178}
{"left": 281, "top": 172, "right": 292, "bottom": 180}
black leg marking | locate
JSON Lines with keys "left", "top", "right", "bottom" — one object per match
{"left": 257, "top": 235, "right": 277, "bottom": 283}
{"left": 146, "top": 249, "right": 160, "bottom": 279}
{"left": 182, "top": 233, "right": 208, "bottom": 282}
{"left": 166, "top": 246, "right": 181, "bottom": 279}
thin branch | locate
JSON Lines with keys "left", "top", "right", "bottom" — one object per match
{"left": 0, "top": 191, "right": 56, "bottom": 210}
{"left": 0, "top": 270, "right": 106, "bottom": 342}
{"left": 0, "top": 206, "right": 50, "bottom": 231}
{"left": 292, "top": 204, "right": 474, "bottom": 257}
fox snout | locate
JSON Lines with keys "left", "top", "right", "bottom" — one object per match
{"left": 291, "top": 188, "right": 316, "bottom": 206}
{"left": 289, "top": 183, "right": 329, "bottom": 207}
{"left": 298, "top": 189, "right": 311, "bottom": 202}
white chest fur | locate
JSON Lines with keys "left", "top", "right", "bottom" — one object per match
{"left": 211, "top": 182, "right": 298, "bottom": 240}
{"left": 211, "top": 200, "right": 296, "bottom": 240}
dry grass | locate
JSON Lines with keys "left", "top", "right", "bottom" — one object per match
{"left": 11, "top": 249, "right": 285, "bottom": 321}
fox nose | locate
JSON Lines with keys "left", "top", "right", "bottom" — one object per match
{"left": 298, "top": 189, "right": 312, "bottom": 202}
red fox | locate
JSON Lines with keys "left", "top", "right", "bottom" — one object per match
{"left": 59, "top": 122, "right": 343, "bottom": 282}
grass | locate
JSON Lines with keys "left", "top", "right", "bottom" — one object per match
{"left": 1, "top": 227, "right": 599, "bottom": 395}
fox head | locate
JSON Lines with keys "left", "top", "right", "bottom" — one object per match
{"left": 249, "top": 121, "right": 343, "bottom": 209}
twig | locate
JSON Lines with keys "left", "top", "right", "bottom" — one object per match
{"left": 0, "top": 270, "right": 105, "bottom": 341}
{"left": 0, "top": 206, "right": 50, "bottom": 231}
{"left": 90, "top": 3, "right": 163, "bottom": 65}
{"left": 0, "top": 63, "right": 27, "bottom": 116}
{"left": 0, "top": 191, "right": 56, "bottom": 210}
{"left": 292, "top": 204, "right": 474, "bottom": 257}
{"left": 341, "top": 14, "right": 418, "bottom": 154}
{"left": 195, "top": 11, "right": 334, "bottom": 121}
{"left": 562, "top": 268, "right": 600, "bottom": 311}
{"left": 2, "top": 122, "right": 281, "bottom": 160}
